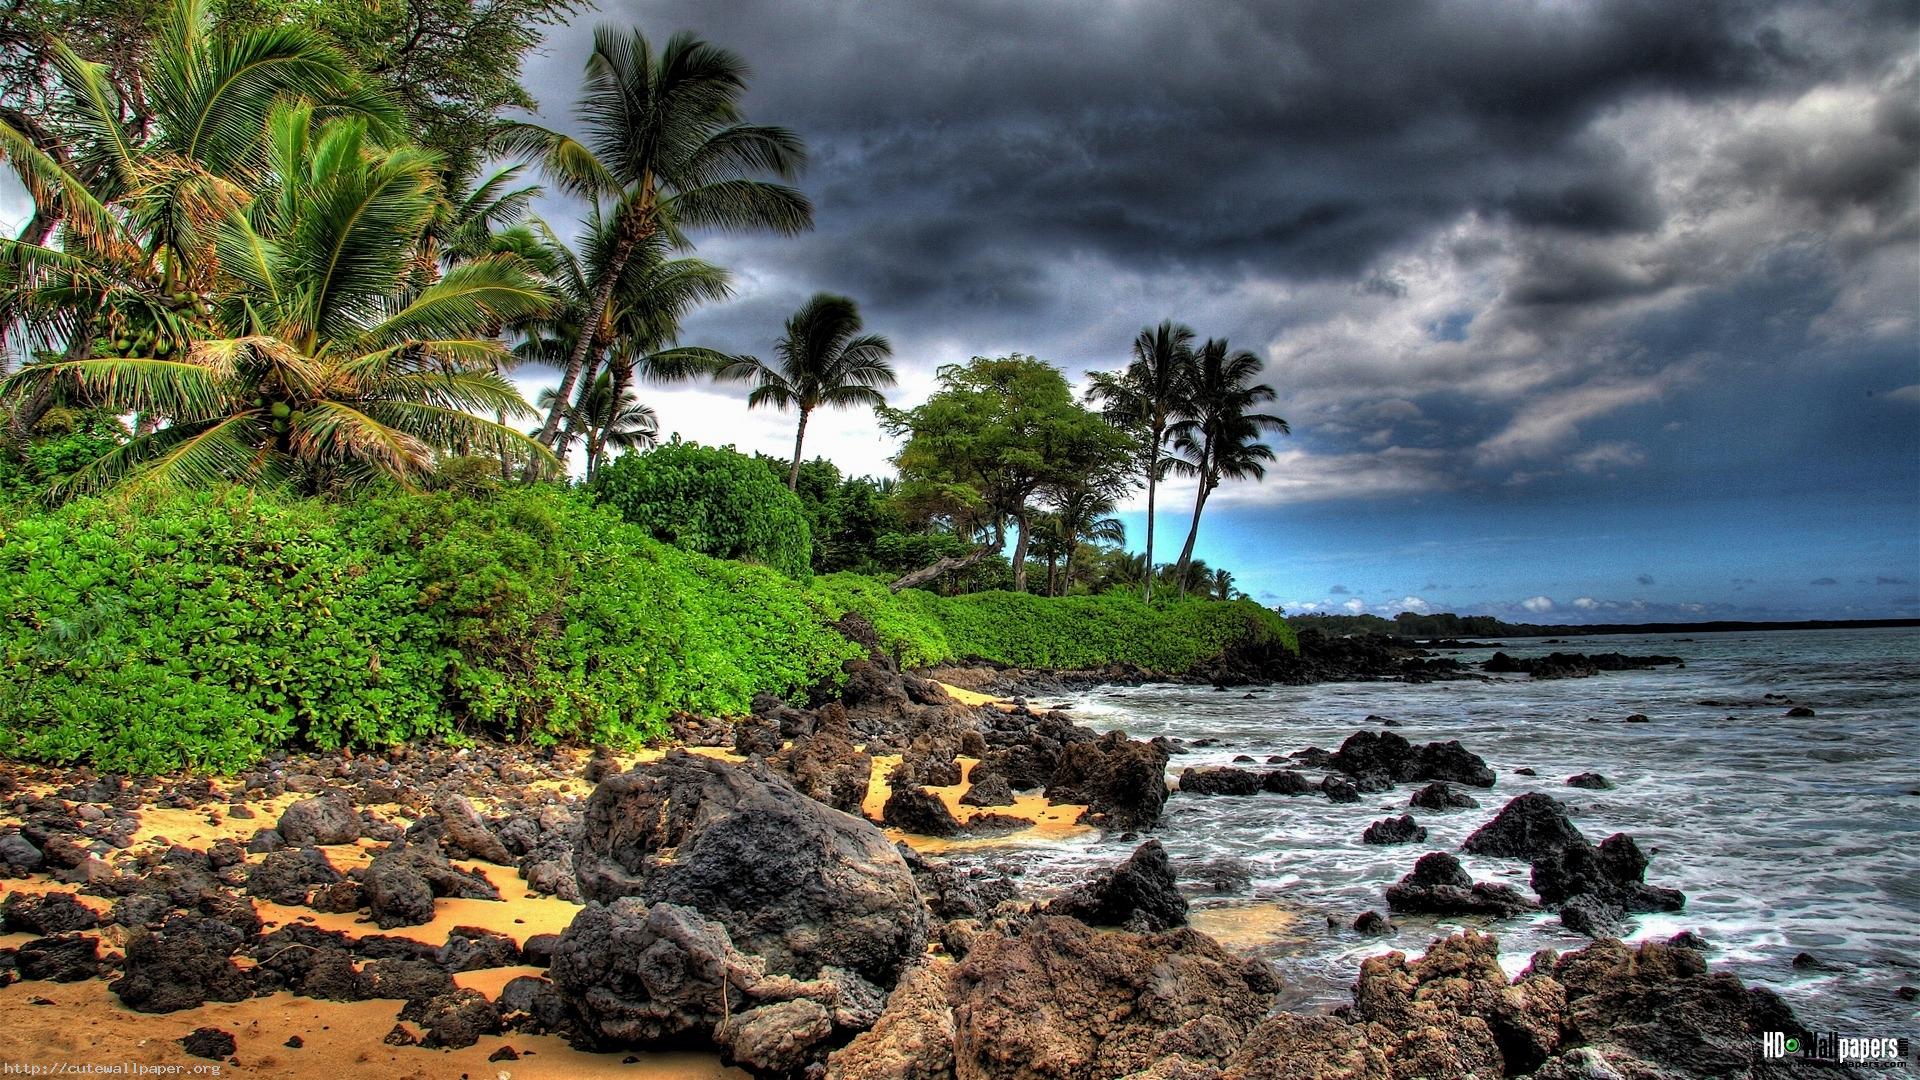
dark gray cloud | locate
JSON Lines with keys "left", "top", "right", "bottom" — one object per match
{"left": 1637, "top": 574, "right": 1656, "bottom": 586}
{"left": 1328, "top": 585, "right": 1349, "bottom": 594}
{"left": 510, "top": 0, "right": 1919, "bottom": 533}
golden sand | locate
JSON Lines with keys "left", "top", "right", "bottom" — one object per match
{"left": 0, "top": 980, "right": 745, "bottom": 1079}
{"left": 862, "top": 755, "right": 1094, "bottom": 852}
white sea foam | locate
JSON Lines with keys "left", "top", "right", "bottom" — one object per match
{"left": 953, "top": 627, "right": 1920, "bottom": 1032}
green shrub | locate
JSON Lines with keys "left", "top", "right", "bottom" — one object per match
{"left": 810, "top": 575, "right": 1296, "bottom": 672}
{"left": 0, "top": 483, "right": 1291, "bottom": 772}
{"left": 590, "top": 440, "right": 813, "bottom": 578}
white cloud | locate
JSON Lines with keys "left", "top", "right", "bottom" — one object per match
{"left": 1342, "top": 598, "right": 1367, "bottom": 614}
{"left": 1569, "top": 441, "right": 1648, "bottom": 473}
{"left": 1572, "top": 596, "right": 1599, "bottom": 610}
{"left": 1887, "top": 384, "right": 1920, "bottom": 405}
{"left": 1378, "top": 595, "right": 1431, "bottom": 614}
{"left": 1520, "top": 595, "right": 1555, "bottom": 613}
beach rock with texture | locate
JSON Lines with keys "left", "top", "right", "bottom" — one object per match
{"left": 1410, "top": 782, "right": 1480, "bottom": 811}
{"left": 1532, "top": 833, "right": 1686, "bottom": 917}
{"left": 1, "top": 891, "right": 98, "bottom": 935}
{"left": 1044, "top": 839, "right": 1188, "bottom": 932}
{"left": 1462, "top": 793, "right": 1588, "bottom": 862}
{"left": 574, "top": 751, "right": 927, "bottom": 984}
{"left": 246, "top": 846, "right": 343, "bottom": 905}
{"left": 1328, "top": 730, "right": 1496, "bottom": 788}
{"left": 275, "top": 793, "right": 360, "bottom": 846}
{"left": 1178, "top": 767, "right": 1263, "bottom": 796}
{"left": 1362, "top": 814, "right": 1428, "bottom": 845}
{"left": 825, "top": 960, "right": 957, "bottom": 1080}
{"left": 1542, "top": 937, "right": 1824, "bottom": 1079}
{"left": 947, "top": 916, "right": 1280, "bottom": 1079}
{"left": 111, "top": 914, "right": 252, "bottom": 1012}
{"left": 1385, "top": 852, "right": 1537, "bottom": 918}
{"left": 15, "top": 933, "right": 99, "bottom": 981}
{"left": 431, "top": 792, "right": 515, "bottom": 865}
{"left": 884, "top": 786, "right": 961, "bottom": 837}
{"left": 766, "top": 703, "right": 873, "bottom": 815}
{"left": 1352, "top": 930, "right": 1565, "bottom": 1076}
{"left": 959, "top": 768, "right": 1016, "bottom": 807}
{"left": 1045, "top": 729, "right": 1171, "bottom": 830}
{"left": 363, "top": 840, "right": 499, "bottom": 929}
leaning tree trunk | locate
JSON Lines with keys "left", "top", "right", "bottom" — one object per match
{"left": 787, "top": 407, "right": 811, "bottom": 490}
{"left": 889, "top": 543, "right": 998, "bottom": 593}
{"left": 1010, "top": 512, "right": 1032, "bottom": 593}
{"left": 533, "top": 204, "right": 651, "bottom": 453}
{"left": 1142, "top": 436, "right": 1160, "bottom": 602}
{"left": 1175, "top": 475, "right": 1214, "bottom": 599}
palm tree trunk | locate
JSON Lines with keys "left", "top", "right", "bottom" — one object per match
{"left": 496, "top": 408, "right": 511, "bottom": 480}
{"left": 1142, "top": 435, "right": 1159, "bottom": 602}
{"left": 787, "top": 407, "right": 811, "bottom": 490}
{"left": 1064, "top": 539, "right": 1081, "bottom": 595}
{"left": 1045, "top": 553, "right": 1058, "bottom": 597}
{"left": 1011, "top": 511, "right": 1032, "bottom": 593}
{"left": 1175, "top": 475, "right": 1213, "bottom": 599}
{"left": 533, "top": 211, "right": 649, "bottom": 452}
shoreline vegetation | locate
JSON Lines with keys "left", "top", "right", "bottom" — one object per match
{"left": 0, "top": 1, "right": 1889, "bottom": 1077}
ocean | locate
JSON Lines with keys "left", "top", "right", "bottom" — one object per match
{"left": 953, "top": 627, "right": 1920, "bottom": 1037}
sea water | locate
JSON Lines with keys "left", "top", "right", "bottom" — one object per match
{"left": 950, "top": 627, "right": 1920, "bottom": 1035}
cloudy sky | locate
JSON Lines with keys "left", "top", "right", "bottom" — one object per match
{"left": 9, "top": 0, "right": 1916, "bottom": 621}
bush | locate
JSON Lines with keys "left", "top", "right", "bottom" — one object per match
{"left": 0, "top": 484, "right": 1292, "bottom": 772}
{"left": 0, "top": 486, "right": 860, "bottom": 771}
{"left": 810, "top": 576, "right": 1296, "bottom": 672}
{"left": 590, "top": 440, "right": 812, "bottom": 578}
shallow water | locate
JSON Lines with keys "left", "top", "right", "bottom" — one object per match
{"left": 951, "top": 627, "right": 1920, "bottom": 1036}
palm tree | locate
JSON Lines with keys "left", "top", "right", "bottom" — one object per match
{"left": 575, "top": 368, "right": 658, "bottom": 477}
{"left": 1, "top": 103, "right": 557, "bottom": 493}
{"left": 512, "top": 215, "right": 735, "bottom": 470}
{"left": 722, "top": 293, "right": 895, "bottom": 489}
{"left": 1168, "top": 339, "right": 1289, "bottom": 595}
{"left": 1086, "top": 320, "right": 1196, "bottom": 602}
{"left": 0, "top": 0, "right": 403, "bottom": 440}
{"left": 1045, "top": 482, "right": 1125, "bottom": 596}
{"left": 505, "top": 27, "right": 811, "bottom": 455}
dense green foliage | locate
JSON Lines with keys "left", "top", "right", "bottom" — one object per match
{"left": 590, "top": 441, "right": 813, "bottom": 579}
{"left": 810, "top": 574, "right": 1296, "bottom": 673}
{"left": 0, "top": 480, "right": 1293, "bottom": 771}
{"left": 0, "top": 485, "right": 864, "bottom": 770}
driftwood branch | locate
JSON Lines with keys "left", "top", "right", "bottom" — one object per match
{"left": 888, "top": 543, "right": 998, "bottom": 593}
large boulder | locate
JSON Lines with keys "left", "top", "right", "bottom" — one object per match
{"left": 1046, "top": 731, "right": 1171, "bottom": 830}
{"left": 1044, "top": 840, "right": 1188, "bottom": 932}
{"left": 1462, "top": 793, "right": 1587, "bottom": 861}
{"left": 883, "top": 786, "right": 961, "bottom": 837}
{"left": 550, "top": 898, "right": 877, "bottom": 1070}
{"left": 1217, "top": 1014, "right": 1391, "bottom": 1080}
{"left": 1384, "top": 852, "right": 1536, "bottom": 918}
{"left": 573, "top": 751, "right": 927, "bottom": 984}
{"left": 1410, "top": 782, "right": 1480, "bottom": 812}
{"left": 363, "top": 841, "right": 499, "bottom": 929}
{"left": 948, "top": 916, "right": 1280, "bottom": 1079}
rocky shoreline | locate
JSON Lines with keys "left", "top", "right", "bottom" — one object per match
{"left": 0, "top": 625, "right": 1858, "bottom": 1078}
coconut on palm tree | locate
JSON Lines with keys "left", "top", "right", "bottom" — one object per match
{"left": 722, "top": 292, "right": 895, "bottom": 489}
{"left": 1167, "top": 338, "right": 1288, "bottom": 595}
{"left": 1086, "top": 320, "right": 1196, "bottom": 602}
{"left": 504, "top": 27, "right": 812, "bottom": 456}
{"left": 0, "top": 0, "right": 404, "bottom": 439}
{"left": 2, "top": 102, "right": 557, "bottom": 494}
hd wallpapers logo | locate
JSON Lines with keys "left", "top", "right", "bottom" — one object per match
{"left": 1760, "top": 1030, "right": 1912, "bottom": 1067}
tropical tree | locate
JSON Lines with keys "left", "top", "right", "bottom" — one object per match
{"left": 511, "top": 215, "right": 735, "bottom": 469}
{"left": 1, "top": 102, "right": 557, "bottom": 493}
{"left": 1208, "top": 566, "right": 1239, "bottom": 601}
{"left": 722, "top": 292, "right": 895, "bottom": 489}
{"left": 883, "top": 354, "right": 1134, "bottom": 593}
{"left": 506, "top": 26, "right": 811, "bottom": 454}
{"left": 575, "top": 368, "right": 658, "bottom": 476}
{"left": 1086, "top": 320, "right": 1196, "bottom": 602}
{"left": 1167, "top": 338, "right": 1289, "bottom": 594}
{"left": 0, "top": 0, "right": 404, "bottom": 436}
{"left": 1043, "top": 486, "right": 1126, "bottom": 596}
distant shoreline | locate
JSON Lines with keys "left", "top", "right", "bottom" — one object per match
{"left": 1421, "top": 617, "right": 1920, "bottom": 639}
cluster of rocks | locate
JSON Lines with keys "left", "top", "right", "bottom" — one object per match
{"left": 1483, "top": 651, "right": 1685, "bottom": 679}
{"left": 1384, "top": 791, "right": 1687, "bottom": 937}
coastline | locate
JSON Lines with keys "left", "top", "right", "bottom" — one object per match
{"left": 0, "top": 634, "right": 1896, "bottom": 1068}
